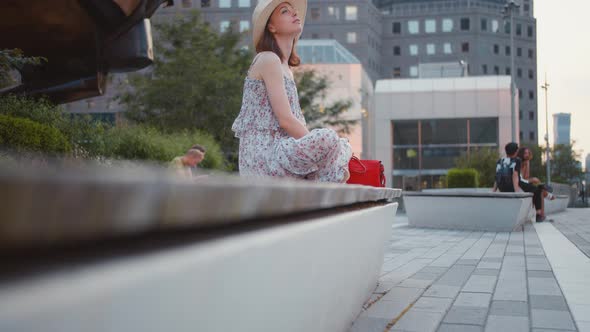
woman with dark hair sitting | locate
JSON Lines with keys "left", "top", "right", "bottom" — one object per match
{"left": 518, "top": 147, "right": 555, "bottom": 221}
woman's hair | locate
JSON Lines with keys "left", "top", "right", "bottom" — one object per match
{"left": 517, "top": 147, "right": 532, "bottom": 161}
{"left": 256, "top": 24, "right": 301, "bottom": 67}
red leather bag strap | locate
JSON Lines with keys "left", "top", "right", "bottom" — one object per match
{"left": 349, "top": 156, "right": 367, "bottom": 174}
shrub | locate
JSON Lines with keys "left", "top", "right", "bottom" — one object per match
{"left": 0, "top": 114, "right": 71, "bottom": 154}
{"left": 104, "top": 125, "right": 225, "bottom": 170}
{"left": 454, "top": 147, "right": 499, "bottom": 188}
{"left": 447, "top": 168, "right": 479, "bottom": 188}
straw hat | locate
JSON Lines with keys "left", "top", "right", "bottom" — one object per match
{"left": 252, "top": 0, "right": 307, "bottom": 49}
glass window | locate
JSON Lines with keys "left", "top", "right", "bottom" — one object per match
{"left": 529, "top": 111, "right": 535, "bottom": 120}
{"left": 425, "top": 19, "right": 436, "bottom": 33}
{"left": 504, "top": 22, "right": 511, "bottom": 34}
{"left": 470, "top": 118, "right": 498, "bottom": 144}
{"left": 482, "top": 64, "right": 488, "bottom": 74}
{"left": 409, "top": 44, "right": 418, "bottom": 56}
{"left": 442, "top": 18, "right": 453, "bottom": 32}
{"left": 393, "top": 67, "right": 401, "bottom": 78}
{"left": 408, "top": 20, "right": 420, "bottom": 34}
{"left": 393, "top": 148, "right": 419, "bottom": 169}
{"left": 182, "top": 0, "right": 192, "bottom": 8}
{"left": 393, "top": 121, "right": 419, "bottom": 145}
{"left": 311, "top": 7, "right": 320, "bottom": 21}
{"left": 528, "top": 69, "right": 534, "bottom": 80}
{"left": 347, "top": 32, "right": 357, "bottom": 43}
{"left": 481, "top": 18, "right": 487, "bottom": 31}
{"left": 516, "top": 23, "right": 522, "bottom": 36}
{"left": 494, "top": 66, "right": 499, "bottom": 75}
{"left": 219, "top": 0, "right": 230, "bottom": 8}
{"left": 238, "top": 0, "right": 250, "bottom": 7}
{"left": 461, "top": 42, "right": 469, "bottom": 53}
{"left": 392, "top": 21, "right": 401, "bottom": 34}
{"left": 422, "top": 119, "right": 468, "bottom": 144}
{"left": 239, "top": 20, "right": 250, "bottom": 32}
{"left": 519, "top": 111, "right": 523, "bottom": 120}
{"left": 529, "top": 131, "right": 535, "bottom": 141}
{"left": 493, "top": 44, "right": 499, "bottom": 54}
{"left": 517, "top": 47, "right": 522, "bottom": 57}
{"left": 393, "top": 46, "right": 401, "bottom": 56}
{"left": 491, "top": 19, "right": 499, "bottom": 32}
{"left": 201, "top": 0, "right": 210, "bottom": 7}
{"left": 409, "top": 66, "right": 418, "bottom": 77}
{"left": 220, "top": 20, "right": 230, "bottom": 33}
{"left": 427, "top": 43, "right": 435, "bottom": 55}
{"left": 328, "top": 6, "right": 340, "bottom": 20}
{"left": 517, "top": 68, "right": 523, "bottom": 78}
{"left": 520, "top": 131, "right": 523, "bottom": 140}
{"left": 527, "top": 25, "right": 534, "bottom": 37}
{"left": 528, "top": 49, "right": 534, "bottom": 59}
{"left": 506, "top": 67, "right": 511, "bottom": 75}
{"left": 421, "top": 147, "right": 465, "bottom": 170}
{"left": 529, "top": 90, "right": 535, "bottom": 99}
{"left": 505, "top": 46, "right": 511, "bottom": 56}
{"left": 460, "top": 18, "right": 470, "bottom": 31}
{"left": 345, "top": 5, "right": 357, "bottom": 20}
{"left": 443, "top": 43, "right": 452, "bottom": 54}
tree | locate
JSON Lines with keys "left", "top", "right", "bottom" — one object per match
{"left": 454, "top": 147, "right": 499, "bottom": 188}
{"left": 117, "top": 12, "right": 251, "bottom": 165}
{"left": 551, "top": 143, "right": 584, "bottom": 184}
{"left": 295, "top": 69, "right": 357, "bottom": 135}
{"left": 0, "top": 49, "right": 45, "bottom": 89}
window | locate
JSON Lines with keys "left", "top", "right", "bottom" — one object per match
{"left": 409, "top": 44, "right": 418, "bottom": 56}
{"left": 527, "top": 25, "right": 534, "bottom": 37}
{"left": 482, "top": 64, "right": 488, "bottom": 74}
{"left": 524, "top": 4, "right": 530, "bottom": 11}
{"left": 311, "top": 7, "right": 320, "bottom": 21}
{"left": 425, "top": 19, "right": 436, "bottom": 33}
{"left": 392, "top": 22, "right": 401, "bottom": 34}
{"left": 529, "top": 131, "right": 535, "bottom": 141}
{"left": 528, "top": 49, "right": 534, "bottom": 59}
{"left": 519, "top": 89, "right": 523, "bottom": 99}
{"left": 408, "top": 20, "right": 420, "bottom": 34}
{"left": 517, "top": 47, "right": 522, "bottom": 57}
{"left": 505, "top": 46, "right": 511, "bottom": 56}
{"left": 492, "top": 19, "right": 499, "bottom": 33}
{"left": 409, "top": 66, "right": 418, "bottom": 77}
{"left": 219, "top": 0, "right": 230, "bottom": 8}
{"left": 520, "top": 131, "right": 523, "bottom": 140}
{"left": 481, "top": 18, "right": 487, "bottom": 31}
{"left": 460, "top": 18, "right": 470, "bottom": 31}
{"left": 442, "top": 18, "right": 453, "bottom": 32}
{"left": 461, "top": 42, "right": 469, "bottom": 53}
{"left": 311, "top": 33, "right": 319, "bottom": 39}
{"left": 506, "top": 67, "right": 511, "bottom": 75}
{"left": 443, "top": 43, "right": 452, "bottom": 54}
{"left": 182, "top": 0, "right": 192, "bottom": 8}
{"left": 528, "top": 69, "right": 534, "bottom": 80}
{"left": 529, "top": 111, "right": 535, "bottom": 120}
{"left": 393, "top": 46, "right": 401, "bottom": 56}
{"left": 393, "top": 67, "right": 401, "bottom": 78}
{"left": 516, "top": 23, "right": 522, "bottom": 36}
{"left": 493, "top": 44, "right": 499, "bottom": 54}
{"left": 517, "top": 68, "right": 522, "bottom": 78}
{"left": 328, "top": 6, "right": 340, "bottom": 20}
{"left": 201, "top": 0, "right": 210, "bottom": 7}
{"left": 238, "top": 0, "right": 250, "bottom": 7}
{"left": 529, "top": 90, "right": 535, "bottom": 100}
{"left": 505, "top": 22, "right": 511, "bottom": 34}
{"left": 519, "top": 111, "right": 523, "bottom": 120}
{"left": 239, "top": 20, "right": 250, "bottom": 32}
{"left": 494, "top": 66, "right": 500, "bottom": 75}
{"left": 347, "top": 32, "right": 357, "bottom": 43}
{"left": 220, "top": 20, "right": 230, "bottom": 33}
{"left": 345, "top": 5, "right": 357, "bottom": 20}
{"left": 426, "top": 43, "right": 435, "bottom": 55}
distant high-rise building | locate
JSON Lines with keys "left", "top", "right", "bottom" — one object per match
{"left": 553, "top": 113, "right": 571, "bottom": 145}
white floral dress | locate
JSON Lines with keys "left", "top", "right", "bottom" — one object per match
{"left": 231, "top": 70, "right": 352, "bottom": 183}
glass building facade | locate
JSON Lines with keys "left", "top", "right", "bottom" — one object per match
{"left": 392, "top": 118, "right": 498, "bottom": 190}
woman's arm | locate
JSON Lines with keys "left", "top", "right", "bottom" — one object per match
{"left": 257, "top": 53, "right": 309, "bottom": 139}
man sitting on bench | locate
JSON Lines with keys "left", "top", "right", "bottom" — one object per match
{"left": 493, "top": 142, "right": 545, "bottom": 222}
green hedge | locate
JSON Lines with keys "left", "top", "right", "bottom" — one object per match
{"left": 104, "top": 126, "right": 225, "bottom": 170}
{"left": 447, "top": 168, "right": 479, "bottom": 188}
{"left": 0, "top": 114, "right": 71, "bottom": 154}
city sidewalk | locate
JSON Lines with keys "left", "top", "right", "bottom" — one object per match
{"left": 350, "top": 209, "right": 590, "bottom": 332}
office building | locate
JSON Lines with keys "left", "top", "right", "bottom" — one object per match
{"left": 553, "top": 113, "right": 571, "bottom": 146}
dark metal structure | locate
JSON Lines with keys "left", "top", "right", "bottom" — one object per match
{"left": 0, "top": 0, "right": 172, "bottom": 103}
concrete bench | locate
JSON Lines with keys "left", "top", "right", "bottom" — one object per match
{"left": 0, "top": 164, "right": 400, "bottom": 332}
{"left": 545, "top": 195, "right": 569, "bottom": 215}
{"left": 404, "top": 189, "right": 534, "bottom": 231}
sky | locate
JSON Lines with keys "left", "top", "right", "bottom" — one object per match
{"left": 535, "top": 1, "right": 590, "bottom": 166}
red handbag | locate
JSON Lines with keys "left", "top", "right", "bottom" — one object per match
{"left": 346, "top": 156, "right": 386, "bottom": 187}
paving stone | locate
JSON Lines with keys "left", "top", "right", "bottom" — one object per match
{"left": 472, "top": 269, "right": 500, "bottom": 276}
{"left": 527, "top": 271, "right": 556, "bottom": 278}
{"left": 462, "top": 275, "right": 497, "bottom": 293}
{"left": 503, "top": 256, "right": 526, "bottom": 266}
{"left": 531, "top": 309, "right": 576, "bottom": 330}
{"left": 527, "top": 263, "right": 553, "bottom": 271}
{"left": 485, "top": 315, "right": 529, "bottom": 332}
{"left": 528, "top": 278, "right": 563, "bottom": 296}
{"left": 489, "top": 301, "right": 529, "bottom": 317}
{"left": 381, "top": 287, "right": 423, "bottom": 303}
{"left": 529, "top": 295, "right": 569, "bottom": 311}
{"left": 349, "top": 316, "right": 390, "bottom": 332}
{"left": 412, "top": 297, "right": 454, "bottom": 313}
{"left": 443, "top": 306, "right": 488, "bottom": 325}
{"left": 505, "top": 252, "right": 524, "bottom": 256}
{"left": 478, "top": 262, "right": 502, "bottom": 269}
{"left": 481, "top": 257, "right": 503, "bottom": 263}
{"left": 424, "top": 285, "right": 461, "bottom": 299}
{"left": 411, "top": 272, "right": 442, "bottom": 281}
{"left": 398, "top": 278, "right": 434, "bottom": 289}
{"left": 456, "top": 259, "right": 481, "bottom": 265}
{"left": 436, "top": 265, "right": 476, "bottom": 286}
{"left": 363, "top": 300, "right": 409, "bottom": 319}
{"left": 390, "top": 310, "right": 444, "bottom": 332}
{"left": 437, "top": 323, "right": 484, "bottom": 332}
{"left": 454, "top": 292, "right": 492, "bottom": 308}
{"left": 419, "top": 266, "right": 450, "bottom": 274}
{"left": 493, "top": 278, "right": 527, "bottom": 302}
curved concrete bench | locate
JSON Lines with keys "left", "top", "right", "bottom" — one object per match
{"left": 545, "top": 195, "right": 569, "bottom": 215}
{"left": 0, "top": 164, "right": 400, "bottom": 332}
{"left": 404, "top": 190, "right": 534, "bottom": 231}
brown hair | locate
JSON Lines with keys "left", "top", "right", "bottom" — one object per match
{"left": 517, "top": 147, "right": 531, "bottom": 161}
{"left": 256, "top": 24, "right": 301, "bottom": 67}
{"left": 189, "top": 144, "right": 206, "bottom": 153}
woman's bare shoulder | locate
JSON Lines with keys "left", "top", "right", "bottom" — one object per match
{"left": 249, "top": 52, "right": 282, "bottom": 79}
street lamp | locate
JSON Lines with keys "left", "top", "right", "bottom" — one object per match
{"left": 541, "top": 75, "right": 551, "bottom": 185}
{"left": 502, "top": 0, "right": 520, "bottom": 143}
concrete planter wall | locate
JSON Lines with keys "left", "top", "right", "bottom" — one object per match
{"left": 545, "top": 195, "right": 569, "bottom": 215}
{"left": 404, "top": 190, "right": 534, "bottom": 231}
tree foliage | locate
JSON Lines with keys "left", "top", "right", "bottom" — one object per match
{"left": 117, "top": 12, "right": 252, "bottom": 164}
{"left": 447, "top": 168, "right": 479, "bottom": 188}
{"left": 0, "top": 49, "right": 46, "bottom": 89}
{"left": 454, "top": 147, "right": 499, "bottom": 188}
{"left": 0, "top": 114, "right": 71, "bottom": 154}
{"left": 295, "top": 69, "right": 357, "bottom": 135}
{"left": 551, "top": 143, "right": 584, "bottom": 184}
